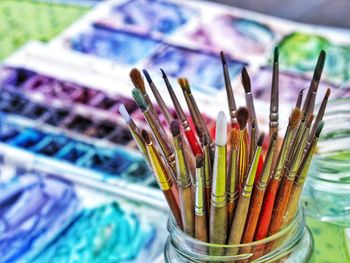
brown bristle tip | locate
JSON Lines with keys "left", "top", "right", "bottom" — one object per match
{"left": 257, "top": 133, "right": 265, "bottom": 146}
{"left": 141, "top": 130, "right": 150, "bottom": 144}
{"left": 241, "top": 67, "right": 251, "bottom": 93}
{"left": 196, "top": 155, "right": 204, "bottom": 168}
{"left": 289, "top": 108, "right": 302, "bottom": 129}
{"left": 130, "top": 68, "right": 145, "bottom": 93}
{"left": 325, "top": 88, "right": 331, "bottom": 98}
{"left": 170, "top": 120, "right": 181, "bottom": 137}
{"left": 306, "top": 114, "right": 314, "bottom": 128}
{"left": 236, "top": 107, "right": 249, "bottom": 130}
{"left": 178, "top": 78, "right": 189, "bottom": 91}
{"left": 229, "top": 129, "right": 240, "bottom": 148}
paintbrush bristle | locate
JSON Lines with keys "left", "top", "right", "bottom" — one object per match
{"left": 196, "top": 154, "right": 204, "bottom": 168}
{"left": 132, "top": 88, "right": 147, "bottom": 112}
{"left": 119, "top": 104, "right": 131, "bottom": 123}
{"left": 325, "top": 88, "right": 331, "bottom": 98}
{"left": 306, "top": 114, "right": 314, "bottom": 128}
{"left": 251, "top": 119, "right": 256, "bottom": 129}
{"left": 274, "top": 47, "right": 279, "bottom": 63}
{"left": 257, "top": 133, "right": 265, "bottom": 146}
{"left": 178, "top": 78, "right": 190, "bottom": 93}
{"left": 142, "top": 69, "right": 153, "bottom": 85}
{"left": 313, "top": 50, "right": 326, "bottom": 82}
{"left": 141, "top": 129, "right": 151, "bottom": 144}
{"left": 215, "top": 111, "right": 227, "bottom": 146}
{"left": 229, "top": 128, "right": 240, "bottom": 149}
{"left": 170, "top": 120, "right": 181, "bottom": 137}
{"left": 289, "top": 108, "right": 302, "bottom": 129}
{"left": 316, "top": 121, "right": 324, "bottom": 137}
{"left": 237, "top": 107, "right": 249, "bottom": 130}
{"left": 241, "top": 67, "right": 251, "bottom": 93}
{"left": 220, "top": 51, "right": 227, "bottom": 65}
{"left": 130, "top": 68, "right": 146, "bottom": 93}
{"left": 160, "top": 68, "right": 167, "bottom": 79}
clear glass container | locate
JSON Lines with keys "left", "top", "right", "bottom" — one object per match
{"left": 164, "top": 207, "right": 313, "bottom": 262}
{"left": 302, "top": 98, "right": 350, "bottom": 226}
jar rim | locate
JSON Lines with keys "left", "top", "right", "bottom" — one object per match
{"left": 168, "top": 206, "right": 304, "bottom": 248}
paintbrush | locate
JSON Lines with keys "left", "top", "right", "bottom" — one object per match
{"left": 242, "top": 67, "right": 258, "bottom": 139}
{"left": 119, "top": 104, "right": 151, "bottom": 169}
{"left": 132, "top": 88, "right": 176, "bottom": 175}
{"left": 241, "top": 132, "right": 277, "bottom": 247}
{"left": 141, "top": 130, "right": 183, "bottom": 229}
{"left": 269, "top": 47, "right": 279, "bottom": 138}
{"left": 255, "top": 108, "right": 302, "bottom": 241}
{"left": 209, "top": 111, "right": 228, "bottom": 255}
{"left": 195, "top": 154, "right": 208, "bottom": 242}
{"left": 227, "top": 128, "right": 240, "bottom": 227}
{"left": 227, "top": 134, "right": 264, "bottom": 255}
{"left": 161, "top": 69, "right": 202, "bottom": 156}
{"left": 268, "top": 114, "right": 314, "bottom": 236}
{"left": 130, "top": 68, "right": 159, "bottom": 117}
{"left": 237, "top": 107, "right": 249, "bottom": 190}
{"left": 283, "top": 122, "right": 324, "bottom": 225}
{"left": 170, "top": 120, "right": 195, "bottom": 236}
{"left": 220, "top": 51, "right": 238, "bottom": 127}
{"left": 202, "top": 135, "right": 212, "bottom": 213}
{"left": 302, "top": 50, "right": 326, "bottom": 117}
{"left": 178, "top": 78, "right": 213, "bottom": 150}
{"left": 295, "top": 89, "right": 304, "bottom": 109}
{"left": 306, "top": 88, "right": 330, "bottom": 151}
{"left": 143, "top": 69, "right": 173, "bottom": 125}
{"left": 249, "top": 120, "right": 256, "bottom": 165}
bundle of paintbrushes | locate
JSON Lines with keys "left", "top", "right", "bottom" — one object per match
{"left": 119, "top": 48, "right": 329, "bottom": 250}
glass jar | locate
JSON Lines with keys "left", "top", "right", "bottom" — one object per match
{"left": 302, "top": 98, "right": 350, "bottom": 226}
{"left": 164, "top": 207, "right": 313, "bottom": 262}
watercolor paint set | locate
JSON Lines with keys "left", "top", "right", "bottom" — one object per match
{"left": 0, "top": 163, "right": 168, "bottom": 263}
{"left": 50, "top": 0, "right": 350, "bottom": 107}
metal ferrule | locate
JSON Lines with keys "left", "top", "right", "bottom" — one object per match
{"left": 269, "top": 112, "right": 279, "bottom": 128}
{"left": 295, "top": 138, "right": 317, "bottom": 185}
{"left": 182, "top": 120, "right": 191, "bottom": 130}
{"left": 287, "top": 126, "right": 310, "bottom": 180}
{"left": 195, "top": 166, "right": 205, "bottom": 216}
{"left": 211, "top": 145, "right": 226, "bottom": 207}
{"left": 203, "top": 143, "right": 212, "bottom": 187}
{"left": 242, "top": 146, "right": 262, "bottom": 197}
{"left": 173, "top": 135, "right": 191, "bottom": 188}
{"left": 227, "top": 149, "right": 238, "bottom": 199}
{"left": 274, "top": 128, "right": 293, "bottom": 180}
{"left": 146, "top": 143, "right": 172, "bottom": 191}
{"left": 144, "top": 109, "right": 174, "bottom": 159}
{"left": 257, "top": 138, "right": 277, "bottom": 190}
{"left": 149, "top": 82, "right": 173, "bottom": 124}
{"left": 230, "top": 110, "right": 237, "bottom": 124}
{"left": 245, "top": 93, "right": 258, "bottom": 136}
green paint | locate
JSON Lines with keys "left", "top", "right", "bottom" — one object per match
{"left": 0, "top": 0, "right": 89, "bottom": 59}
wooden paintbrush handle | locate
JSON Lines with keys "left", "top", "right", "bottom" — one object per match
{"left": 242, "top": 188, "right": 265, "bottom": 244}
{"left": 195, "top": 214, "right": 208, "bottom": 242}
{"left": 254, "top": 178, "right": 280, "bottom": 240}
{"left": 164, "top": 187, "right": 183, "bottom": 230}
{"left": 268, "top": 178, "right": 294, "bottom": 235}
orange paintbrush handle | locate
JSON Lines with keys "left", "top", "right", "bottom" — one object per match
{"left": 242, "top": 187, "right": 265, "bottom": 244}
{"left": 268, "top": 177, "right": 294, "bottom": 235}
{"left": 254, "top": 178, "right": 280, "bottom": 240}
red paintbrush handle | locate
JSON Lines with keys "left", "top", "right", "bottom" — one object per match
{"left": 184, "top": 127, "right": 203, "bottom": 156}
{"left": 254, "top": 155, "right": 264, "bottom": 184}
{"left": 254, "top": 178, "right": 280, "bottom": 240}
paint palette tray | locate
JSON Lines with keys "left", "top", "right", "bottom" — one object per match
{"left": 0, "top": 163, "right": 168, "bottom": 263}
